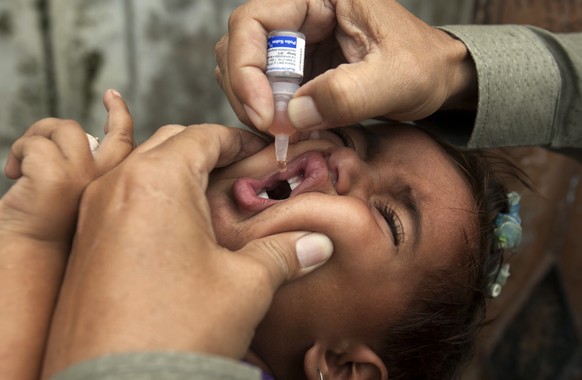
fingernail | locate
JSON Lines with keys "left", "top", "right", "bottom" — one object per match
{"left": 110, "top": 89, "right": 122, "bottom": 98}
{"left": 288, "top": 96, "right": 323, "bottom": 130}
{"left": 296, "top": 233, "right": 333, "bottom": 269}
{"left": 243, "top": 104, "right": 263, "bottom": 129}
{"left": 85, "top": 133, "right": 100, "bottom": 154}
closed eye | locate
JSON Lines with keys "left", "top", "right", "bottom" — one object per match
{"left": 374, "top": 201, "right": 404, "bottom": 247}
{"left": 330, "top": 128, "right": 356, "bottom": 150}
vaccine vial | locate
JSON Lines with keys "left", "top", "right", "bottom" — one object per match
{"left": 266, "top": 30, "right": 306, "bottom": 171}
{"left": 266, "top": 30, "right": 305, "bottom": 83}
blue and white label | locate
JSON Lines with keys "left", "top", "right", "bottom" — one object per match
{"left": 268, "top": 36, "right": 299, "bottom": 49}
{"left": 267, "top": 34, "right": 305, "bottom": 77}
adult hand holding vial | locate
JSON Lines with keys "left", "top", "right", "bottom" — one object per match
{"left": 215, "top": 0, "right": 476, "bottom": 133}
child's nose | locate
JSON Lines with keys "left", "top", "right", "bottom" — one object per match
{"left": 328, "top": 147, "right": 368, "bottom": 196}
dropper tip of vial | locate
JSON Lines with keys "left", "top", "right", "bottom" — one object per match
{"left": 277, "top": 160, "right": 287, "bottom": 173}
{"left": 275, "top": 134, "right": 289, "bottom": 173}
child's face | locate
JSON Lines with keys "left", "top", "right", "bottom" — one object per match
{"left": 207, "top": 124, "right": 476, "bottom": 357}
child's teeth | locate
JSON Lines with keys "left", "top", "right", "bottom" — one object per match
{"left": 257, "top": 190, "right": 269, "bottom": 199}
{"left": 288, "top": 176, "right": 301, "bottom": 191}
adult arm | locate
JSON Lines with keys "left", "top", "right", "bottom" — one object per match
{"left": 433, "top": 25, "right": 582, "bottom": 158}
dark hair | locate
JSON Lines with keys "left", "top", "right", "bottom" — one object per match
{"left": 378, "top": 140, "right": 530, "bottom": 380}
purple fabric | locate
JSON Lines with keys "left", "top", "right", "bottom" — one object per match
{"left": 261, "top": 372, "right": 275, "bottom": 380}
{"left": 242, "top": 360, "right": 274, "bottom": 380}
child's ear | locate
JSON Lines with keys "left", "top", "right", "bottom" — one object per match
{"left": 304, "top": 342, "right": 388, "bottom": 380}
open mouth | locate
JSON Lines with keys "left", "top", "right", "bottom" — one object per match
{"left": 257, "top": 175, "right": 302, "bottom": 200}
{"left": 232, "top": 151, "right": 334, "bottom": 212}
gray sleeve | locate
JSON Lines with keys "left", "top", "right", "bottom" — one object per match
{"left": 436, "top": 25, "right": 582, "bottom": 155}
{"left": 49, "top": 352, "right": 263, "bottom": 380}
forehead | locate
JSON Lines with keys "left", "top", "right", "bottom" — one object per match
{"left": 366, "top": 124, "right": 477, "bottom": 266}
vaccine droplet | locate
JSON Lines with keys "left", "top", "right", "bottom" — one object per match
{"left": 277, "top": 160, "right": 287, "bottom": 173}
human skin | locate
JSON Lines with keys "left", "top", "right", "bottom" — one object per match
{"left": 207, "top": 124, "right": 478, "bottom": 378}
{"left": 0, "top": 90, "right": 134, "bottom": 380}
{"left": 40, "top": 124, "right": 334, "bottom": 379}
{"left": 39, "top": 123, "right": 476, "bottom": 379}
{"left": 215, "top": 0, "right": 477, "bottom": 132}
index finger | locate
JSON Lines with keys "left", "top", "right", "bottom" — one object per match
{"left": 146, "top": 124, "right": 268, "bottom": 179}
{"left": 224, "top": 0, "right": 335, "bottom": 130}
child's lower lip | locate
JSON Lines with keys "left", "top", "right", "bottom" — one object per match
{"left": 232, "top": 151, "right": 332, "bottom": 213}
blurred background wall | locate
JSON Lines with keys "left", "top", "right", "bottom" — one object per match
{"left": 0, "top": 0, "right": 473, "bottom": 195}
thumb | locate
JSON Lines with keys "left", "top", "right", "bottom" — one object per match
{"left": 288, "top": 61, "right": 392, "bottom": 131}
{"left": 95, "top": 89, "right": 135, "bottom": 170}
{"left": 239, "top": 232, "right": 334, "bottom": 289}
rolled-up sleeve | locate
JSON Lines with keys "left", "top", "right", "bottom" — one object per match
{"left": 438, "top": 25, "right": 582, "bottom": 152}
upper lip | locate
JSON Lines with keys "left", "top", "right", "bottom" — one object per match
{"left": 232, "top": 151, "right": 337, "bottom": 213}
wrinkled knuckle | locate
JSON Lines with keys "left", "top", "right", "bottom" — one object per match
{"left": 227, "top": 7, "right": 244, "bottom": 32}
{"left": 187, "top": 159, "right": 207, "bottom": 180}
{"left": 112, "top": 126, "right": 135, "bottom": 147}
{"left": 196, "top": 123, "right": 229, "bottom": 140}
{"left": 214, "top": 34, "right": 227, "bottom": 59}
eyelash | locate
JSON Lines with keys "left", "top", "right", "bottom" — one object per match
{"left": 375, "top": 202, "right": 404, "bottom": 246}
{"left": 331, "top": 129, "right": 403, "bottom": 246}
{"left": 331, "top": 128, "right": 355, "bottom": 149}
